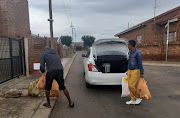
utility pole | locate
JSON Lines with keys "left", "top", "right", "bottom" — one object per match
{"left": 165, "top": 18, "right": 178, "bottom": 61}
{"left": 165, "top": 21, "right": 169, "bottom": 62}
{"left": 48, "top": 0, "right": 54, "bottom": 49}
{"left": 70, "top": 22, "right": 75, "bottom": 44}
{"left": 74, "top": 33, "right": 77, "bottom": 48}
{"left": 128, "top": 22, "right": 129, "bottom": 28}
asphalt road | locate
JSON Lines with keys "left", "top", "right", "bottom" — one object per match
{"left": 50, "top": 52, "right": 180, "bottom": 118}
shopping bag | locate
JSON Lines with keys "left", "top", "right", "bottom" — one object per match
{"left": 36, "top": 74, "right": 61, "bottom": 97}
{"left": 121, "top": 77, "right": 131, "bottom": 97}
{"left": 137, "top": 78, "right": 152, "bottom": 99}
{"left": 28, "top": 79, "right": 46, "bottom": 97}
{"left": 50, "top": 80, "right": 61, "bottom": 97}
{"left": 36, "top": 74, "right": 46, "bottom": 89}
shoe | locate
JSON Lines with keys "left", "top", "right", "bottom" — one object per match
{"left": 136, "top": 98, "right": 142, "bottom": 105}
{"left": 126, "top": 100, "right": 136, "bottom": 105}
{"left": 69, "top": 102, "right": 74, "bottom": 108}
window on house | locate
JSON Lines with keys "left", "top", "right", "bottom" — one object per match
{"left": 136, "top": 35, "right": 142, "bottom": 44}
{"left": 164, "top": 32, "right": 176, "bottom": 42}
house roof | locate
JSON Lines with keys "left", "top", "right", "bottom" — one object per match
{"left": 114, "top": 24, "right": 146, "bottom": 36}
{"left": 115, "top": 6, "right": 180, "bottom": 37}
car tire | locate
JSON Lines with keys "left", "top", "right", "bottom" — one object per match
{"left": 86, "top": 82, "right": 92, "bottom": 88}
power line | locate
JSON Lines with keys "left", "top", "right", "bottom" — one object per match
{"left": 63, "top": 0, "right": 71, "bottom": 19}
{"left": 65, "top": 0, "right": 72, "bottom": 18}
{"left": 59, "top": 0, "right": 71, "bottom": 24}
{"left": 59, "top": 0, "right": 69, "bottom": 21}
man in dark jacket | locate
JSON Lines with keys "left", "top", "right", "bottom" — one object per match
{"left": 40, "top": 46, "right": 74, "bottom": 108}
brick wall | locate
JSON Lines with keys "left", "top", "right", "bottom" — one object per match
{"left": 29, "top": 36, "right": 68, "bottom": 74}
{"left": 29, "top": 37, "right": 55, "bottom": 73}
{"left": 135, "top": 42, "right": 180, "bottom": 61}
{"left": 58, "top": 44, "right": 64, "bottom": 58}
{"left": 118, "top": 7, "right": 180, "bottom": 61}
{"left": 0, "top": 0, "right": 31, "bottom": 38}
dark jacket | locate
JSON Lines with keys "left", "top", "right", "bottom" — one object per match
{"left": 40, "top": 49, "right": 63, "bottom": 73}
{"left": 128, "top": 48, "right": 144, "bottom": 74}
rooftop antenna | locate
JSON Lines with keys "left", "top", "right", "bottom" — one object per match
{"left": 154, "top": 0, "right": 159, "bottom": 25}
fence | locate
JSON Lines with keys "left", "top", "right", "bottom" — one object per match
{"left": 0, "top": 36, "right": 26, "bottom": 83}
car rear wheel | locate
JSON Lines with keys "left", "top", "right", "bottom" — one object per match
{"left": 86, "top": 82, "right": 92, "bottom": 88}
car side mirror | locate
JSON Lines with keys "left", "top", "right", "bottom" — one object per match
{"left": 82, "top": 54, "right": 87, "bottom": 57}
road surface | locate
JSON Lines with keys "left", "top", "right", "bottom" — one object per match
{"left": 50, "top": 52, "right": 180, "bottom": 118}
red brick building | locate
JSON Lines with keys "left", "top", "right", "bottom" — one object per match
{"left": 115, "top": 6, "right": 180, "bottom": 61}
{"left": 0, "top": 0, "right": 31, "bottom": 38}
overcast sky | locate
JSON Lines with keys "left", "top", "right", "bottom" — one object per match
{"left": 28, "top": 0, "right": 180, "bottom": 42}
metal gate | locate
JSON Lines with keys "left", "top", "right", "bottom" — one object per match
{"left": 0, "top": 36, "right": 26, "bottom": 83}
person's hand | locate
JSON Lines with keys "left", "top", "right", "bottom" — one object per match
{"left": 140, "top": 74, "right": 144, "bottom": 78}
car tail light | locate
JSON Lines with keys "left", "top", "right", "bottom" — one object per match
{"left": 88, "top": 63, "right": 99, "bottom": 72}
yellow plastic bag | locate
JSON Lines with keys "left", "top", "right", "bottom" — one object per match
{"left": 36, "top": 74, "right": 46, "bottom": 89}
{"left": 28, "top": 79, "right": 46, "bottom": 97}
{"left": 50, "top": 80, "right": 61, "bottom": 97}
{"left": 137, "top": 78, "right": 152, "bottom": 99}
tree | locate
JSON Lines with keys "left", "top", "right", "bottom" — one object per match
{"left": 60, "top": 36, "right": 72, "bottom": 47}
{"left": 81, "top": 35, "right": 95, "bottom": 48}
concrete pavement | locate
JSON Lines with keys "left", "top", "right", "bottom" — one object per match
{"left": 0, "top": 53, "right": 77, "bottom": 118}
{"left": 143, "top": 61, "right": 180, "bottom": 67}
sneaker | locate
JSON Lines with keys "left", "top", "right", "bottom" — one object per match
{"left": 136, "top": 98, "right": 142, "bottom": 105}
{"left": 126, "top": 100, "right": 136, "bottom": 105}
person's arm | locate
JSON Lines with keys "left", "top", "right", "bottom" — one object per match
{"left": 40, "top": 54, "right": 45, "bottom": 73}
{"left": 137, "top": 52, "right": 144, "bottom": 77}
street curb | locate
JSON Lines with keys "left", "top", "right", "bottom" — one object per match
{"left": 32, "top": 53, "right": 77, "bottom": 118}
{"left": 143, "top": 63, "right": 180, "bottom": 67}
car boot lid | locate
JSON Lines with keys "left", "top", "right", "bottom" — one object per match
{"left": 93, "top": 38, "right": 128, "bottom": 46}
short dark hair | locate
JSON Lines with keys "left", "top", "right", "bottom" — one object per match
{"left": 44, "top": 46, "right": 50, "bottom": 51}
{"left": 128, "top": 40, "right": 136, "bottom": 47}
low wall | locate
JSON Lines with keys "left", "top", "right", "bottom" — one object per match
{"left": 137, "top": 41, "right": 180, "bottom": 61}
{"left": 29, "top": 37, "right": 74, "bottom": 74}
{"left": 63, "top": 45, "right": 73, "bottom": 57}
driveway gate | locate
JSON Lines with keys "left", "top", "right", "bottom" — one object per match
{"left": 0, "top": 36, "right": 26, "bottom": 83}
